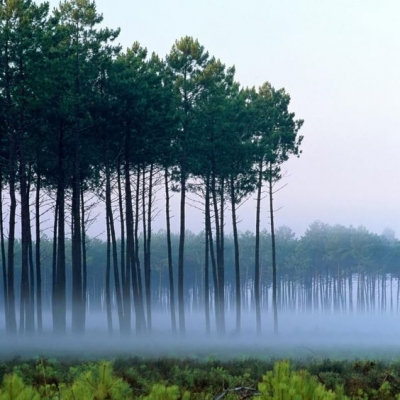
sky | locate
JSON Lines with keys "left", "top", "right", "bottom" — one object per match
{"left": 48, "top": 0, "right": 400, "bottom": 238}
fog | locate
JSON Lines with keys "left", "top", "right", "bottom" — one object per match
{"left": 1, "top": 311, "right": 399, "bottom": 360}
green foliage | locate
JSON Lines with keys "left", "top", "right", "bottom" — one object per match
{"left": 3, "top": 357, "right": 400, "bottom": 399}
{"left": 59, "top": 361, "right": 132, "bottom": 400}
{"left": 258, "top": 360, "right": 346, "bottom": 400}
{"left": 142, "top": 383, "right": 190, "bottom": 400}
{"left": 0, "top": 374, "right": 40, "bottom": 400}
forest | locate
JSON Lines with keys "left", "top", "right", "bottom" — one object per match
{"left": 2, "top": 0, "right": 397, "bottom": 343}
{"left": 0, "top": 0, "right": 305, "bottom": 338}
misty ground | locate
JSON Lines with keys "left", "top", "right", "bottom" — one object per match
{"left": 1, "top": 311, "right": 400, "bottom": 360}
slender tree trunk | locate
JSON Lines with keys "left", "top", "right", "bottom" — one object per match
{"left": 71, "top": 171, "right": 84, "bottom": 334}
{"left": 54, "top": 124, "right": 66, "bottom": 335}
{"left": 105, "top": 206, "right": 113, "bottom": 334}
{"left": 81, "top": 186, "right": 87, "bottom": 325}
{"left": 164, "top": 168, "right": 176, "bottom": 333}
{"left": 123, "top": 157, "right": 133, "bottom": 334}
{"left": 52, "top": 196, "right": 58, "bottom": 331}
{"left": 0, "top": 181, "right": 8, "bottom": 328}
{"left": 35, "top": 173, "right": 43, "bottom": 333}
{"left": 19, "top": 155, "right": 32, "bottom": 334}
{"left": 211, "top": 172, "right": 221, "bottom": 332}
{"left": 106, "top": 163, "right": 124, "bottom": 332}
{"left": 27, "top": 218, "right": 36, "bottom": 332}
{"left": 204, "top": 176, "right": 211, "bottom": 334}
{"left": 178, "top": 171, "right": 186, "bottom": 334}
{"left": 254, "top": 161, "right": 263, "bottom": 335}
{"left": 143, "top": 164, "right": 154, "bottom": 332}
{"left": 27, "top": 165, "right": 35, "bottom": 327}
{"left": 3, "top": 16, "right": 16, "bottom": 336}
{"left": 7, "top": 134, "right": 17, "bottom": 335}
{"left": 230, "top": 176, "right": 241, "bottom": 334}
{"left": 348, "top": 272, "right": 353, "bottom": 314}
{"left": 208, "top": 209, "right": 218, "bottom": 327}
{"left": 268, "top": 166, "right": 278, "bottom": 335}
{"left": 133, "top": 167, "right": 145, "bottom": 332}
{"left": 117, "top": 163, "right": 128, "bottom": 333}
{"left": 217, "top": 178, "right": 225, "bottom": 334}
{"left": 54, "top": 184, "right": 67, "bottom": 334}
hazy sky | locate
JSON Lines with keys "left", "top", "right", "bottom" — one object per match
{"left": 48, "top": 0, "right": 400, "bottom": 237}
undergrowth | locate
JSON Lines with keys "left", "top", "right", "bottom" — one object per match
{"left": 0, "top": 357, "right": 400, "bottom": 398}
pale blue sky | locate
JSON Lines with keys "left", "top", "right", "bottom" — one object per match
{"left": 48, "top": 0, "right": 400, "bottom": 237}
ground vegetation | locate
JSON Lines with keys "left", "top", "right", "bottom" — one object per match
{"left": 0, "top": 357, "right": 400, "bottom": 399}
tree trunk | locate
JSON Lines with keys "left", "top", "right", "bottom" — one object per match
{"left": 19, "top": 145, "right": 33, "bottom": 334}
{"left": 230, "top": 176, "right": 241, "bottom": 334}
{"left": 35, "top": 173, "right": 43, "bottom": 333}
{"left": 133, "top": 167, "right": 145, "bottom": 332}
{"left": 106, "top": 162, "right": 124, "bottom": 332}
{"left": 254, "top": 161, "right": 263, "bottom": 335}
{"left": 0, "top": 180, "right": 8, "bottom": 329}
{"left": 268, "top": 167, "right": 278, "bottom": 335}
{"left": 123, "top": 157, "right": 133, "bottom": 334}
{"left": 143, "top": 164, "right": 154, "bottom": 332}
{"left": 178, "top": 171, "right": 186, "bottom": 334}
{"left": 53, "top": 125, "right": 66, "bottom": 335}
{"left": 7, "top": 133, "right": 17, "bottom": 335}
{"left": 105, "top": 203, "right": 113, "bottom": 334}
{"left": 3, "top": 12, "right": 16, "bottom": 336}
{"left": 117, "top": 163, "right": 129, "bottom": 333}
{"left": 204, "top": 175, "right": 211, "bottom": 334}
{"left": 71, "top": 170, "right": 84, "bottom": 334}
{"left": 217, "top": 178, "right": 225, "bottom": 334}
{"left": 81, "top": 186, "right": 88, "bottom": 325}
{"left": 54, "top": 184, "right": 66, "bottom": 334}
{"left": 164, "top": 168, "right": 176, "bottom": 333}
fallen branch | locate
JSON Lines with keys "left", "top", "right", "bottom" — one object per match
{"left": 214, "top": 386, "right": 259, "bottom": 400}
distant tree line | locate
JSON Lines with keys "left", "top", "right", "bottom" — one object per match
{"left": 0, "top": 0, "right": 303, "bottom": 336}
{"left": 2, "top": 223, "right": 400, "bottom": 333}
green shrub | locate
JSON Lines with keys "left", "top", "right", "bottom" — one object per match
{"left": 0, "top": 374, "right": 40, "bottom": 400}
{"left": 60, "top": 361, "right": 132, "bottom": 400}
{"left": 258, "top": 360, "right": 347, "bottom": 400}
{"left": 142, "top": 383, "right": 190, "bottom": 400}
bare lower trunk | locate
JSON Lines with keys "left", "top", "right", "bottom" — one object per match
{"left": 7, "top": 137, "right": 17, "bottom": 335}
{"left": 164, "top": 169, "right": 176, "bottom": 333}
{"left": 133, "top": 168, "right": 145, "bottom": 332}
{"left": 117, "top": 163, "right": 129, "bottom": 334}
{"left": 54, "top": 183, "right": 66, "bottom": 335}
{"left": 178, "top": 172, "right": 186, "bottom": 335}
{"left": 35, "top": 173, "right": 43, "bottom": 333}
{"left": 81, "top": 186, "right": 87, "bottom": 326}
{"left": 268, "top": 166, "right": 278, "bottom": 335}
{"left": 123, "top": 159, "right": 133, "bottom": 333}
{"left": 106, "top": 206, "right": 113, "bottom": 334}
{"left": 143, "top": 165, "right": 153, "bottom": 332}
{"left": 254, "top": 162, "right": 262, "bottom": 335}
{"left": 71, "top": 171, "right": 84, "bottom": 334}
{"left": 19, "top": 157, "right": 34, "bottom": 334}
{"left": 204, "top": 176, "right": 211, "bottom": 334}
{"left": 230, "top": 177, "right": 241, "bottom": 334}
{"left": 106, "top": 163, "right": 124, "bottom": 332}
{"left": 0, "top": 181, "right": 8, "bottom": 328}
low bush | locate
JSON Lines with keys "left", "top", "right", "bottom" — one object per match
{"left": 0, "top": 357, "right": 399, "bottom": 398}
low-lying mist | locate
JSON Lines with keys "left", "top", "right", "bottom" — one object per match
{"left": 1, "top": 311, "right": 399, "bottom": 360}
